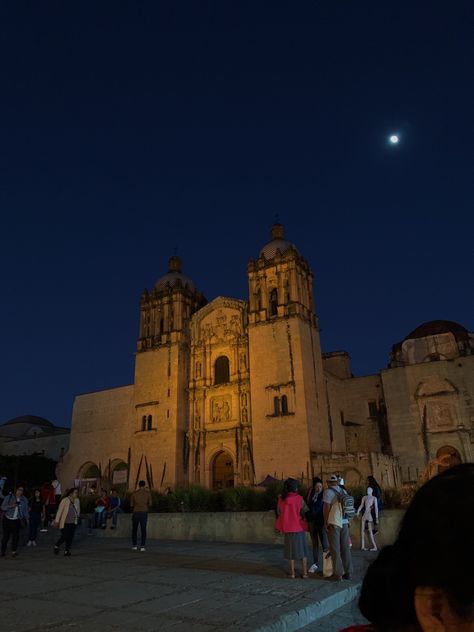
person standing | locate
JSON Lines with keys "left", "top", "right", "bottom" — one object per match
{"left": 323, "top": 474, "right": 353, "bottom": 581}
{"left": 27, "top": 489, "right": 45, "bottom": 547}
{"left": 1, "top": 486, "right": 29, "bottom": 557}
{"left": 53, "top": 488, "right": 81, "bottom": 557}
{"left": 357, "top": 486, "right": 379, "bottom": 551}
{"left": 130, "top": 480, "right": 151, "bottom": 551}
{"left": 305, "top": 476, "right": 328, "bottom": 573}
{"left": 367, "top": 475, "right": 383, "bottom": 533}
{"left": 40, "top": 481, "right": 56, "bottom": 532}
{"left": 275, "top": 478, "right": 309, "bottom": 579}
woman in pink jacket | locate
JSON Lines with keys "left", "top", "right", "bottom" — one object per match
{"left": 275, "top": 478, "right": 309, "bottom": 578}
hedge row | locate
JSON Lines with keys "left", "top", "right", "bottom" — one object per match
{"left": 80, "top": 482, "right": 415, "bottom": 513}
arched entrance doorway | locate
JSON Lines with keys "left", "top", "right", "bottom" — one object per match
{"left": 77, "top": 462, "right": 100, "bottom": 495}
{"left": 212, "top": 451, "right": 234, "bottom": 490}
{"left": 436, "top": 446, "right": 462, "bottom": 473}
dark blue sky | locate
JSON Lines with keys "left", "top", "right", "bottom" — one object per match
{"left": 1, "top": 2, "right": 473, "bottom": 427}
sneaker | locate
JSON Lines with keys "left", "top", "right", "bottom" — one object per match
{"left": 40, "top": 529, "right": 48, "bottom": 533}
{"left": 64, "top": 550, "right": 71, "bottom": 557}
{"left": 11, "top": 551, "right": 18, "bottom": 558}
{"left": 54, "top": 545, "right": 60, "bottom": 555}
{"left": 140, "top": 547, "right": 146, "bottom": 552}
{"left": 131, "top": 546, "right": 138, "bottom": 551}
{"left": 32, "top": 541, "right": 37, "bottom": 547}
{"left": 308, "top": 563, "right": 319, "bottom": 573}
{"left": 27, "top": 541, "right": 32, "bottom": 547}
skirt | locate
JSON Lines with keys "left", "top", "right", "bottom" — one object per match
{"left": 284, "top": 532, "right": 308, "bottom": 560}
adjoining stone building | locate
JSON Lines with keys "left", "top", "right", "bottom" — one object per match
{"left": 58, "top": 224, "right": 474, "bottom": 492}
{"left": 0, "top": 415, "right": 70, "bottom": 462}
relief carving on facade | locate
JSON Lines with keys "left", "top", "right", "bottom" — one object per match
{"left": 425, "top": 400, "right": 455, "bottom": 432}
{"left": 211, "top": 397, "right": 231, "bottom": 423}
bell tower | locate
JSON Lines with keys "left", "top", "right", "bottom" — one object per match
{"left": 247, "top": 224, "right": 330, "bottom": 482}
{"left": 132, "top": 256, "right": 206, "bottom": 491}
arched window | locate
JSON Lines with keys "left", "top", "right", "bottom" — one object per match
{"left": 141, "top": 415, "right": 146, "bottom": 431}
{"left": 214, "top": 356, "right": 230, "bottom": 385}
{"left": 147, "top": 415, "right": 152, "bottom": 431}
{"left": 269, "top": 288, "right": 278, "bottom": 316}
{"left": 281, "top": 395, "right": 288, "bottom": 414}
{"left": 273, "top": 396, "right": 280, "bottom": 416}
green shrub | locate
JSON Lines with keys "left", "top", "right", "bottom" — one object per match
{"left": 79, "top": 495, "right": 98, "bottom": 513}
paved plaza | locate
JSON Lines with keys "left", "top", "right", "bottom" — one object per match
{"left": 2, "top": 532, "right": 373, "bottom": 631}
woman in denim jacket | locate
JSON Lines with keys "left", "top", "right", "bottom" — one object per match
{"left": 1, "top": 486, "right": 29, "bottom": 557}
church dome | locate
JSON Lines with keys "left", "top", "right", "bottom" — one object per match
{"left": 259, "top": 223, "right": 298, "bottom": 259}
{"left": 403, "top": 320, "right": 469, "bottom": 343}
{"left": 154, "top": 256, "right": 195, "bottom": 292}
{"left": 3, "top": 415, "right": 54, "bottom": 428}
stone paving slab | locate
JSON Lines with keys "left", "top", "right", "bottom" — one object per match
{"left": 2, "top": 537, "right": 372, "bottom": 631}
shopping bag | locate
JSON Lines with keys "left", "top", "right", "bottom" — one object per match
{"left": 323, "top": 551, "right": 333, "bottom": 577}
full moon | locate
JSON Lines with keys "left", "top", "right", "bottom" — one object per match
{"left": 389, "top": 135, "right": 400, "bottom": 144}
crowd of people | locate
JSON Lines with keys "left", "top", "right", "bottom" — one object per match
{"left": 1, "top": 466, "right": 473, "bottom": 631}
{"left": 0, "top": 479, "right": 125, "bottom": 557}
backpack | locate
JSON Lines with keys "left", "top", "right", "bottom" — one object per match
{"left": 335, "top": 488, "right": 356, "bottom": 520}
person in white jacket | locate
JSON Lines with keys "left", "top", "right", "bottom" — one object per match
{"left": 53, "top": 488, "right": 80, "bottom": 557}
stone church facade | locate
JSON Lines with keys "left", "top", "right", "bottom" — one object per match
{"left": 58, "top": 224, "right": 474, "bottom": 492}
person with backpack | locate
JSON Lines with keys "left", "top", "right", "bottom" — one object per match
{"left": 357, "top": 486, "right": 379, "bottom": 551}
{"left": 275, "top": 478, "right": 309, "bottom": 579}
{"left": 323, "top": 474, "right": 354, "bottom": 581}
{"left": 1, "top": 485, "right": 29, "bottom": 558}
{"left": 305, "top": 476, "right": 328, "bottom": 573}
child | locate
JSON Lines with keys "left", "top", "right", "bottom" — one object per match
{"left": 275, "top": 478, "right": 309, "bottom": 578}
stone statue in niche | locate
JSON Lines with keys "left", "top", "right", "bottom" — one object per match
{"left": 240, "top": 354, "right": 247, "bottom": 370}
{"left": 241, "top": 392, "right": 247, "bottom": 407}
{"left": 222, "top": 400, "right": 230, "bottom": 421}
{"left": 195, "top": 362, "right": 202, "bottom": 378}
{"left": 242, "top": 408, "right": 248, "bottom": 423}
{"left": 212, "top": 403, "right": 221, "bottom": 422}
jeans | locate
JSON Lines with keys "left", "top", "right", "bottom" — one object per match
{"left": 55, "top": 523, "right": 76, "bottom": 552}
{"left": 327, "top": 523, "right": 353, "bottom": 578}
{"left": 132, "top": 512, "right": 147, "bottom": 547}
{"left": 1, "top": 517, "right": 21, "bottom": 554}
{"left": 94, "top": 510, "right": 107, "bottom": 528}
{"left": 108, "top": 508, "right": 122, "bottom": 527}
{"left": 308, "top": 521, "right": 329, "bottom": 566}
{"left": 28, "top": 512, "right": 41, "bottom": 541}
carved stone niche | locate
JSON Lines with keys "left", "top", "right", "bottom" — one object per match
{"left": 210, "top": 397, "right": 232, "bottom": 423}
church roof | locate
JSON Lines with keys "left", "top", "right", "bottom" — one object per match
{"left": 259, "top": 223, "right": 298, "bottom": 259}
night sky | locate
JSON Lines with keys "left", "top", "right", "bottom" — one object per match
{"left": 1, "top": 2, "right": 473, "bottom": 427}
